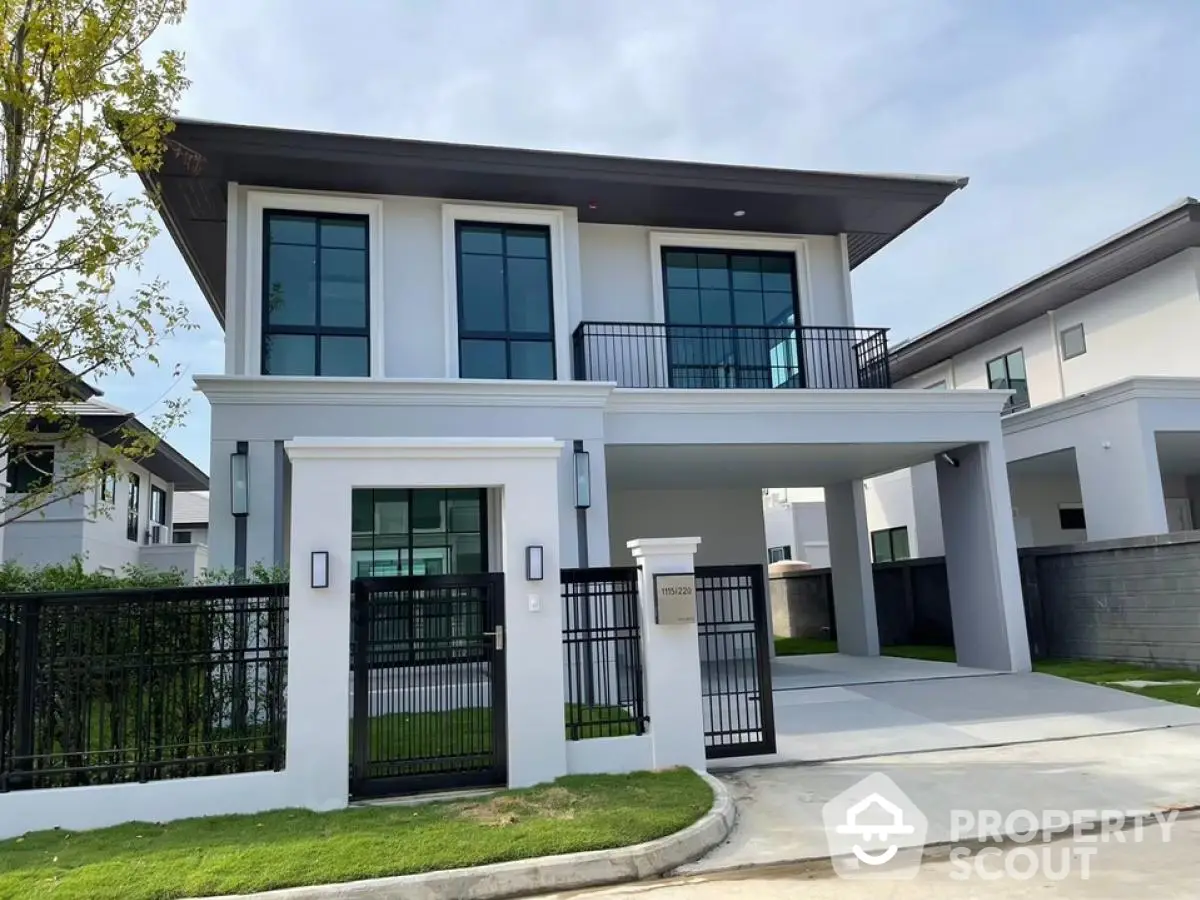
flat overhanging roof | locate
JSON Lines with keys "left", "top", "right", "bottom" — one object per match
{"left": 147, "top": 118, "right": 967, "bottom": 325}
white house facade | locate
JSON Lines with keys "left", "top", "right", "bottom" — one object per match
{"left": 802, "top": 199, "right": 1200, "bottom": 557}
{"left": 2, "top": 400, "right": 210, "bottom": 577}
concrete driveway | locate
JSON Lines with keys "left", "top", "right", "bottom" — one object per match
{"left": 719, "top": 653, "right": 1200, "bottom": 766}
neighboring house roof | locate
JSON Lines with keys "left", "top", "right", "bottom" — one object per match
{"left": 172, "top": 491, "right": 209, "bottom": 527}
{"left": 145, "top": 117, "right": 968, "bottom": 325}
{"left": 6, "top": 327, "right": 101, "bottom": 400}
{"left": 890, "top": 198, "right": 1200, "bottom": 382}
{"left": 51, "top": 399, "right": 209, "bottom": 492}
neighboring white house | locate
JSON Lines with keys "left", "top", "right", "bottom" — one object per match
{"left": 763, "top": 487, "right": 830, "bottom": 567}
{"left": 2, "top": 398, "right": 210, "bottom": 578}
{"left": 771, "top": 198, "right": 1200, "bottom": 557}
{"left": 171, "top": 491, "right": 210, "bottom": 547}
{"left": 145, "top": 117, "right": 1032, "bottom": 683}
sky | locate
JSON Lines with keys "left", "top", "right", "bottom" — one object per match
{"left": 98, "top": 0, "right": 1200, "bottom": 475}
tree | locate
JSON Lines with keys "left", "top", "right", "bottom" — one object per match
{"left": 0, "top": 0, "right": 190, "bottom": 524}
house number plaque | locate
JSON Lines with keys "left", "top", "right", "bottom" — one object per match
{"left": 653, "top": 573, "right": 697, "bottom": 625}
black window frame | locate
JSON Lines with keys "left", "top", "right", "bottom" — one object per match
{"left": 455, "top": 221, "right": 556, "bottom": 380}
{"left": 352, "top": 488, "right": 489, "bottom": 577}
{"left": 126, "top": 473, "right": 140, "bottom": 542}
{"left": 99, "top": 464, "right": 117, "bottom": 503}
{"left": 768, "top": 545, "right": 792, "bottom": 563}
{"left": 1059, "top": 323, "right": 1086, "bottom": 361}
{"left": 1058, "top": 505, "right": 1087, "bottom": 531}
{"left": 172, "top": 530, "right": 192, "bottom": 545}
{"left": 985, "top": 348, "right": 1030, "bottom": 414}
{"left": 8, "top": 445, "right": 54, "bottom": 493}
{"left": 261, "top": 210, "right": 371, "bottom": 377}
{"left": 659, "top": 248, "right": 804, "bottom": 389}
{"left": 150, "top": 485, "right": 167, "bottom": 526}
{"left": 871, "top": 526, "right": 910, "bottom": 563}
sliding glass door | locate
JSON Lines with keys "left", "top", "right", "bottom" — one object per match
{"left": 661, "top": 249, "right": 801, "bottom": 388}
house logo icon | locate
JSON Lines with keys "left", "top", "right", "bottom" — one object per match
{"left": 822, "top": 773, "right": 929, "bottom": 879}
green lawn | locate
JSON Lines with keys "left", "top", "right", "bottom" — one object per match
{"left": 773, "top": 640, "right": 1200, "bottom": 708}
{"left": 0, "top": 769, "right": 713, "bottom": 900}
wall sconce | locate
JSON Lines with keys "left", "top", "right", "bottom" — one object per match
{"left": 230, "top": 445, "right": 249, "bottom": 517}
{"left": 525, "top": 545, "right": 544, "bottom": 581}
{"left": 573, "top": 449, "right": 591, "bottom": 509}
{"left": 311, "top": 551, "right": 329, "bottom": 589}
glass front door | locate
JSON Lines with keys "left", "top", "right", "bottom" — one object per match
{"left": 351, "top": 488, "right": 487, "bottom": 577}
{"left": 661, "top": 249, "right": 801, "bottom": 388}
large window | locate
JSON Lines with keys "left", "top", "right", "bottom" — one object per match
{"left": 871, "top": 526, "right": 910, "bottom": 563}
{"left": 126, "top": 474, "right": 140, "bottom": 542}
{"left": 351, "top": 488, "right": 487, "bottom": 577}
{"left": 986, "top": 349, "right": 1029, "bottom": 413}
{"left": 661, "top": 249, "right": 800, "bottom": 388}
{"left": 262, "top": 211, "right": 369, "bottom": 376}
{"left": 8, "top": 445, "right": 54, "bottom": 493}
{"left": 456, "top": 222, "right": 555, "bottom": 380}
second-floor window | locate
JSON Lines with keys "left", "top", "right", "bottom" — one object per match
{"left": 100, "top": 464, "right": 117, "bottom": 503}
{"left": 456, "top": 222, "right": 555, "bottom": 380}
{"left": 8, "top": 445, "right": 54, "bottom": 493}
{"left": 127, "top": 474, "right": 140, "bottom": 542}
{"left": 768, "top": 545, "right": 792, "bottom": 563}
{"left": 986, "top": 349, "right": 1029, "bottom": 413}
{"left": 150, "top": 485, "right": 167, "bottom": 542}
{"left": 262, "top": 211, "right": 369, "bottom": 376}
{"left": 662, "top": 249, "right": 800, "bottom": 388}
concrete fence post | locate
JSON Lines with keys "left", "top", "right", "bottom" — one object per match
{"left": 627, "top": 537, "right": 707, "bottom": 771}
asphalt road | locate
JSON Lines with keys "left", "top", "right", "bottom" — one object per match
{"left": 535, "top": 818, "right": 1198, "bottom": 900}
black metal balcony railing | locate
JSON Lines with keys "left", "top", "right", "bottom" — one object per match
{"left": 572, "top": 322, "right": 891, "bottom": 390}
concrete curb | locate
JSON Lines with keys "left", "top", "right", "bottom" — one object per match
{"left": 204, "top": 771, "right": 734, "bottom": 900}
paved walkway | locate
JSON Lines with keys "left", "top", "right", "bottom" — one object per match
{"left": 683, "top": 724, "right": 1200, "bottom": 873}
{"left": 535, "top": 818, "right": 1197, "bottom": 898}
{"left": 714, "top": 655, "right": 1200, "bottom": 766}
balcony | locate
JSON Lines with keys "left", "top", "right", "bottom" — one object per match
{"left": 572, "top": 322, "right": 891, "bottom": 390}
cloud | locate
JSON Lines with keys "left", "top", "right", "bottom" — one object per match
{"left": 107, "top": 0, "right": 1200, "bottom": 470}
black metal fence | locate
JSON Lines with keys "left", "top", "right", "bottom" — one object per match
{"left": 561, "top": 567, "right": 647, "bottom": 740}
{"left": 0, "top": 583, "right": 288, "bottom": 792}
{"left": 573, "top": 322, "right": 891, "bottom": 390}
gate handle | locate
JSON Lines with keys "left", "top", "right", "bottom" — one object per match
{"left": 483, "top": 626, "right": 504, "bottom": 651}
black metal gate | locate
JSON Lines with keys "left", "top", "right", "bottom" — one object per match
{"left": 350, "top": 573, "right": 506, "bottom": 798}
{"left": 695, "top": 565, "right": 776, "bottom": 758}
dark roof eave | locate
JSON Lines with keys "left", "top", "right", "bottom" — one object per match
{"left": 79, "top": 414, "right": 209, "bottom": 492}
{"left": 146, "top": 118, "right": 968, "bottom": 324}
{"left": 890, "top": 199, "right": 1200, "bottom": 382}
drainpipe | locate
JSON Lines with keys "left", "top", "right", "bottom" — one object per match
{"left": 1047, "top": 310, "right": 1066, "bottom": 400}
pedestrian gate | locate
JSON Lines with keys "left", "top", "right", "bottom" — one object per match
{"left": 695, "top": 565, "right": 776, "bottom": 758}
{"left": 349, "top": 573, "right": 506, "bottom": 797}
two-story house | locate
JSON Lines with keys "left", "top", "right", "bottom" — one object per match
{"left": 804, "top": 198, "right": 1200, "bottom": 558}
{"left": 144, "top": 118, "right": 1030, "bottom": 671}
{"left": 3, "top": 398, "right": 210, "bottom": 577}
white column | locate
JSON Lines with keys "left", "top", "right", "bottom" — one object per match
{"left": 1074, "top": 422, "right": 1168, "bottom": 541}
{"left": 500, "top": 459, "right": 568, "bottom": 788}
{"left": 283, "top": 454, "right": 353, "bottom": 811}
{"left": 627, "top": 536, "right": 706, "bottom": 771}
{"left": 824, "top": 480, "right": 879, "bottom": 656}
{"left": 937, "top": 440, "right": 1031, "bottom": 672}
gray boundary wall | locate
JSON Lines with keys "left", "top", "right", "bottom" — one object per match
{"left": 773, "top": 531, "right": 1200, "bottom": 668}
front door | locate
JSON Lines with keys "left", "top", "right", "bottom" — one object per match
{"left": 350, "top": 572, "right": 506, "bottom": 797}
